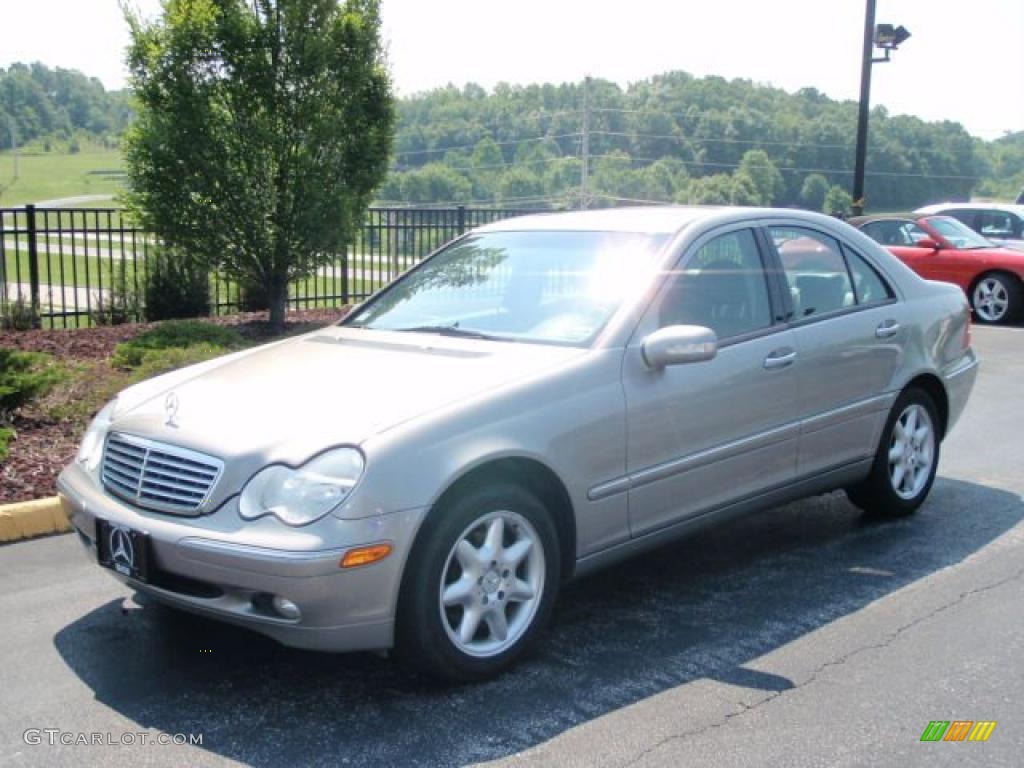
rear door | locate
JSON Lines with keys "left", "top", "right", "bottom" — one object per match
{"left": 767, "top": 224, "right": 905, "bottom": 476}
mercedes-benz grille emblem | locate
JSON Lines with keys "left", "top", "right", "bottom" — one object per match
{"left": 165, "top": 391, "right": 180, "bottom": 428}
{"left": 109, "top": 526, "right": 135, "bottom": 571}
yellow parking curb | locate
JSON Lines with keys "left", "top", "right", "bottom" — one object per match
{"left": 0, "top": 497, "right": 71, "bottom": 543}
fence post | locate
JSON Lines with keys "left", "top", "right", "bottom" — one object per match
{"left": 341, "top": 233, "right": 350, "bottom": 306}
{"left": 25, "top": 204, "right": 41, "bottom": 328}
{"left": 456, "top": 205, "right": 466, "bottom": 235}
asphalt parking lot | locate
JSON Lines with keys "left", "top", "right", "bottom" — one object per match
{"left": 1, "top": 325, "right": 1021, "bottom": 768}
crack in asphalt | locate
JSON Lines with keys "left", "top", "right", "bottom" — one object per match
{"left": 614, "top": 564, "right": 1024, "bottom": 768}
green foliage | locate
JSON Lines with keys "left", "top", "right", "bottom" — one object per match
{"left": 384, "top": 72, "right": 996, "bottom": 212}
{"left": 128, "top": 345, "right": 230, "bottom": 382}
{"left": 0, "top": 62, "right": 132, "bottom": 148}
{"left": 0, "top": 350, "right": 65, "bottom": 416}
{"left": 737, "top": 150, "right": 783, "bottom": 205}
{"left": 800, "top": 173, "right": 830, "bottom": 211}
{"left": 1, "top": 297, "right": 40, "bottom": 331}
{"left": 0, "top": 425, "right": 13, "bottom": 461}
{"left": 90, "top": 261, "right": 142, "bottom": 326}
{"left": 112, "top": 320, "right": 243, "bottom": 369}
{"left": 123, "top": 0, "right": 395, "bottom": 327}
{"left": 143, "top": 250, "right": 211, "bottom": 321}
{"left": 398, "top": 163, "right": 472, "bottom": 203}
{"left": 973, "top": 131, "right": 1024, "bottom": 200}
{"left": 823, "top": 185, "right": 853, "bottom": 217}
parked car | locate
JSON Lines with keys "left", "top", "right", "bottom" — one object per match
{"left": 914, "top": 202, "right": 1024, "bottom": 252}
{"left": 58, "top": 206, "right": 978, "bottom": 682}
{"left": 851, "top": 212, "right": 1024, "bottom": 324}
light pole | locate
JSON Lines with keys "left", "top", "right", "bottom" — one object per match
{"left": 851, "top": 1, "right": 910, "bottom": 216}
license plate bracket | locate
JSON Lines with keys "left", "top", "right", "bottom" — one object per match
{"left": 96, "top": 520, "right": 151, "bottom": 582}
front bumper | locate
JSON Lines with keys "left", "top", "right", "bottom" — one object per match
{"left": 57, "top": 462, "right": 427, "bottom": 652}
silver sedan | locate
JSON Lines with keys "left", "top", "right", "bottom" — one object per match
{"left": 58, "top": 206, "right": 979, "bottom": 681}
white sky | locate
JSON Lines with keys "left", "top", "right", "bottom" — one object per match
{"left": 0, "top": 0, "right": 1021, "bottom": 140}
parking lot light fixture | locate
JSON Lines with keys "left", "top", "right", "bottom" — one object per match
{"left": 852, "top": 0, "right": 911, "bottom": 216}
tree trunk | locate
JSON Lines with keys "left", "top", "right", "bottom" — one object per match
{"left": 267, "top": 276, "right": 288, "bottom": 331}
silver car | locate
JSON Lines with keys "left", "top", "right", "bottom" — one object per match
{"left": 915, "top": 202, "right": 1024, "bottom": 252}
{"left": 58, "top": 206, "right": 979, "bottom": 681}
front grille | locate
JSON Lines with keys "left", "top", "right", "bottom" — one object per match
{"left": 102, "top": 433, "right": 223, "bottom": 515}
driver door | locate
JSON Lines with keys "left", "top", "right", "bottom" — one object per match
{"left": 622, "top": 227, "right": 799, "bottom": 537}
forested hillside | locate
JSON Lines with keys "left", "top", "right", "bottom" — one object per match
{"left": 0, "top": 63, "right": 131, "bottom": 149}
{"left": 383, "top": 72, "right": 1019, "bottom": 211}
{"left": 1, "top": 63, "right": 1020, "bottom": 211}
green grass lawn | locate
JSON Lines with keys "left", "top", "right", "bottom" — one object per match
{"left": 0, "top": 147, "right": 126, "bottom": 208}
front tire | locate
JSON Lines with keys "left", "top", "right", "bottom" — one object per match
{"left": 847, "top": 388, "right": 940, "bottom": 518}
{"left": 396, "top": 482, "right": 560, "bottom": 683}
{"left": 971, "top": 271, "right": 1022, "bottom": 324}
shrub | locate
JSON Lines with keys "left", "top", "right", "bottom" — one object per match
{"left": 0, "top": 350, "right": 65, "bottom": 415}
{"left": 129, "top": 345, "right": 229, "bottom": 381}
{"left": 0, "top": 426, "right": 13, "bottom": 461}
{"left": 90, "top": 263, "right": 142, "bottom": 326}
{"left": 143, "top": 250, "right": 211, "bottom": 321}
{"left": 112, "top": 320, "right": 243, "bottom": 369}
{"left": 237, "top": 280, "right": 271, "bottom": 312}
{"left": 1, "top": 297, "right": 40, "bottom": 331}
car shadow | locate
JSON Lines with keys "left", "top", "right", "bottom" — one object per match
{"left": 53, "top": 477, "right": 1022, "bottom": 767}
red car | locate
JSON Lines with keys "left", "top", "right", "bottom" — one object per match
{"left": 851, "top": 213, "right": 1024, "bottom": 324}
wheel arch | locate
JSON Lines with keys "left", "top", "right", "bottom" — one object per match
{"left": 428, "top": 456, "right": 577, "bottom": 582}
{"left": 967, "top": 268, "right": 1024, "bottom": 300}
{"left": 904, "top": 373, "right": 949, "bottom": 440}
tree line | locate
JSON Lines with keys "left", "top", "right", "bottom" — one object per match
{"left": 383, "top": 73, "right": 1021, "bottom": 212}
{"left": 1, "top": 62, "right": 1021, "bottom": 212}
{"left": 0, "top": 63, "right": 131, "bottom": 150}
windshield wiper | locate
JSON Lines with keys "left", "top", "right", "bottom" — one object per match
{"left": 395, "top": 324, "right": 509, "bottom": 341}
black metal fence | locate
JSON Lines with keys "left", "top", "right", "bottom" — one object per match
{"left": 0, "top": 205, "right": 544, "bottom": 328}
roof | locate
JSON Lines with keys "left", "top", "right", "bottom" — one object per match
{"left": 916, "top": 202, "right": 1024, "bottom": 215}
{"left": 474, "top": 205, "right": 724, "bottom": 235}
{"left": 848, "top": 213, "right": 929, "bottom": 227}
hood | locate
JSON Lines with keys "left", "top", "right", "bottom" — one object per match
{"left": 109, "top": 326, "right": 585, "bottom": 467}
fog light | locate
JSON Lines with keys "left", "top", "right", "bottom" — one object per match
{"left": 271, "top": 596, "right": 301, "bottom": 621}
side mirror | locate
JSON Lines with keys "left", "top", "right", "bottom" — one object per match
{"left": 915, "top": 237, "right": 940, "bottom": 250}
{"left": 642, "top": 325, "right": 718, "bottom": 369}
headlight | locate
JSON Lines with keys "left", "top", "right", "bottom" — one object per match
{"left": 76, "top": 399, "right": 117, "bottom": 474}
{"left": 239, "top": 448, "right": 364, "bottom": 526}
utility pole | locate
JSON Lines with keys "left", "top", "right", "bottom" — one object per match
{"left": 851, "top": 0, "right": 876, "bottom": 217}
{"left": 580, "top": 76, "right": 590, "bottom": 210}
{"left": 851, "top": 2, "right": 910, "bottom": 217}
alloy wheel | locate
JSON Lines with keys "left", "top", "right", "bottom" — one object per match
{"left": 887, "top": 403, "right": 935, "bottom": 500}
{"left": 438, "top": 510, "right": 545, "bottom": 658}
{"left": 973, "top": 277, "right": 1010, "bottom": 322}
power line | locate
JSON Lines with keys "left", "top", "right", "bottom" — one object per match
{"left": 589, "top": 106, "right": 980, "bottom": 157}
{"left": 393, "top": 132, "right": 582, "bottom": 160}
{"left": 392, "top": 155, "right": 573, "bottom": 174}
{"left": 587, "top": 153, "right": 978, "bottom": 181}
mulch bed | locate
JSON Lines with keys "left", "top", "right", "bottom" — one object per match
{"left": 0, "top": 308, "right": 348, "bottom": 505}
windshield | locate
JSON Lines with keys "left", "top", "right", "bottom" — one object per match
{"left": 346, "top": 230, "right": 669, "bottom": 345}
{"left": 923, "top": 216, "right": 993, "bottom": 250}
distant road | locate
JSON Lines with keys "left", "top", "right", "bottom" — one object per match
{"left": 28, "top": 194, "right": 117, "bottom": 208}
{"left": 3, "top": 194, "right": 117, "bottom": 210}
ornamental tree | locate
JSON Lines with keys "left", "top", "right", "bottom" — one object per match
{"left": 124, "top": 0, "right": 394, "bottom": 327}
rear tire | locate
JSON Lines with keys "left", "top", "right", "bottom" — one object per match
{"left": 846, "top": 387, "right": 940, "bottom": 518}
{"left": 395, "top": 482, "right": 560, "bottom": 683}
{"left": 970, "top": 271, "right": 1022, "bottom": 325}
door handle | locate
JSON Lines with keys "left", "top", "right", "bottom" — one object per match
{"left": 764, "top": 348, "right": 797, "bottom": 370}
{"left": 875, "top": 320, "right": 900, "bottom": 339}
